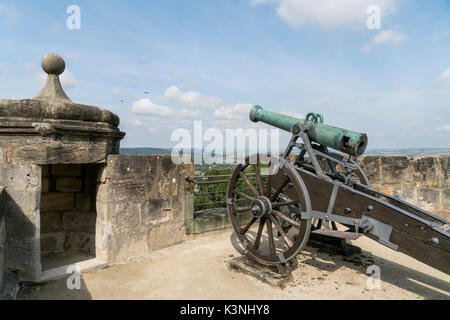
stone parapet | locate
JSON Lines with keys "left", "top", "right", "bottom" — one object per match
{"left": 96, "top": 155, "right": 193, "bottom": 263}
{"left": 358, "top": 156, "right": 449, "bottom": 220}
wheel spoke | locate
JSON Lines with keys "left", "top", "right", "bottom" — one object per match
{"left": 239, "top": 171, "right": 260, "bottom": 197}
{"left": 271, "top": 199, "right": 298, "bottom": 208}
{"left": 252, "top": 164, "right": 265, "bottom": 196}
{"left": 234, "top": 207, "right": 251, "bottom": 214}
{"left": 265, "top": 174, "right": 272, "bottom": 198}
{"left": 272, "top": 210, "right": 301, "bottom": 229}
{"left": 254, "top": 219, "right": 265, "bottom": 250}
{"left": 266, "top": 219, "right": 276, "bottom": 256}
{"left": 241, "top": 217, "right": 257, "bottom": 234}
{"left": 270, "top": 215, "right": 293, "bottom": 248}
{"left": 234, "top": 190, "right": 255, "bottom": 201}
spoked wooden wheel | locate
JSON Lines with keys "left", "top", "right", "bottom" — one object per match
{"left": 227, "top": 155, "right": 312, "bottom": 265}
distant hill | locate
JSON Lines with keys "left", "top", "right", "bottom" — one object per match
{"left": 365, "top": 148, "right": 450, "bottom": 157}
{"left": 120, "top": 147, "right": 172, "bottom": 155}
{"left": 120, "top": 147, "right": 450, "bottom": 158}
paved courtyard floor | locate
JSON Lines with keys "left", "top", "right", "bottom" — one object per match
{"left": 19, "top": 229, "right": 450, "bottom": 300}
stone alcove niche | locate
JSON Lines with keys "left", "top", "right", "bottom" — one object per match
{"left": 0, "top": 54, "right": 125, "bottom": 280}
{"left": 40, "top": 163, "right": 102, "bottom": 271}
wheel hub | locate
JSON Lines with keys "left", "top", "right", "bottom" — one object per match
{"left": 251, "top": 196, "right": 272, "bottom": 219}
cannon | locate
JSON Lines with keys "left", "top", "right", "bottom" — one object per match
{"left": 227, "top": 106, "right": 449, "bottom": 274}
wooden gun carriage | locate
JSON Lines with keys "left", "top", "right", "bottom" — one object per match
{"left": 227, "top": 106, "right": 449, "bottom": 275}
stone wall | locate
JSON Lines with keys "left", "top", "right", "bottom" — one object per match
{"left": 0, "top": 165, "right": 41, "bottom": 280}
{"left": 0, "top": 187, "right": 6, "bottom": 291}
{"left": 358, "top": 156, "right": 449, "bottom": 220}
{"left": 96, "top": 155, "right": 192, "bottom": 263}
{"left": 40, "top": 164, "right": 100, "bottom": 265}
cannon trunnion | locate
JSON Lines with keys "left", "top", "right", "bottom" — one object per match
{"left": 227, "top": 106, "right": 449, "bottom": 275}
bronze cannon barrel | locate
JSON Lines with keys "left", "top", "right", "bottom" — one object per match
{"left": 249, "top": 106, "right": 368, "bottom": 157}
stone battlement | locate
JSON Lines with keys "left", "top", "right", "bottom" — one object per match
{"left": 359, "top": 155, "right": 449, "bottom": 220}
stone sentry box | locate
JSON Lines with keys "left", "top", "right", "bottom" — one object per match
{"left": 0, "top": 54, "right": 188, "bottom": 282}
{"left": 0, "top": 54, "right": 125, "bottom": 281}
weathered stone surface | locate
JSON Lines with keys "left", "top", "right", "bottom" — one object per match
{"left": 96, "top": 155, "right": 190, "bottom": 263}
{"left": 6, "top": 238, "right": 41, "bottom": 280}
{"left": 113, "top": 202, "right": 143, "bottom": 235}
{"left": 74, "top": 193, "right": 91, "bottom": 212}
{"left": 40, "top": 193, "right": 73, "bottom": 212}
{"left": 9, "top": 140, "right": 118, "bottom": 165}
{"left": 40, "top": 211, "right": 63, "bottom": 233}
{"left": 442, "top": 189, "right": 450, "bottom": 208}
{"left": 380, "top": 156, "right": 411, "bottom": 185}
{"left": 115, "top": 232, "right": 148, "bottom": 262}
{"left": 0, "top": 165, "right": 41, "bottom": 192}
{"left": 40, "top": 232, "right": 66, "bottom": 254}
{"left": 413, "top": 157, "right": 440, "bottom": 188}
{"left": 359, "top": 156, "right": 449, "bottom": 219}
{"left": 51, "top": 164, "right": 82, "bottom": 177}
{"left": 63, "top": 212, "right": 96, "bottom": 233}
{"left": 41, "top": 177, "right": 49, "bottom": 193}
{"left": 55, "top": 177, "right": 82, "bottom": 192}
{"left": 0, "top": 54, "right": 125, "bottom": 283}
{"left": 42, "top": 165, "right": 49, "bottom": 177}
{"left": 67, "top": 231, "right": 96, "bottom": 255}
{"left": 358, "top": 156, "right": 381, "bottom": 185}
{"left": 95, "top": 221, "right": 113, "bottom": 262}
{"left": 0, "top": 188, "right": 6, "bottom": 293}
{"left": 83, "top": 178, "right": 98, "bottom": 194}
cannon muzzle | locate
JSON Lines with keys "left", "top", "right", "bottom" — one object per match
{"left": 250, "top": 106, "right": 368, "bottom": 157}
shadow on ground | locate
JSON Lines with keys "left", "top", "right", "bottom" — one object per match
{"left": 231, "top": 231, "right": 450, "bottom": 299}
{"left": 18, "top": 276, "right": 93, "bottom": 300}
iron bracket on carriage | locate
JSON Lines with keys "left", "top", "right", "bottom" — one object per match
{"left": 227, "top": 106, "right": 450, "bottom": 276}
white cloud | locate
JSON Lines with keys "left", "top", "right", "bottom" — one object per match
{"left": 132, "top": 98, "right": 201, "bottom": 118}
{"left": 435, "top": 125, "right": 450, "bottom": 132}
{"left": 132, "top": 99, "right": 174, "bottom": 117}
{"left": 214, "top": 103, "right": 253, "bottom": 120}
{"left": 0, "top": 4, "right": 21, "bottom": 24}
{"left": 437, "top": 69, "right": 450, "bottom": 84}
{"left": 179, "top": 108, "right": 202, "bottom": 118}
{"left": 372, "top": 29, "right": 407, "bottom": 44}
{"left": 164, "top": 86, "right": 223, "bottom": 109}
{"left": 252, "top": 0, "right": 398, "bottom": 29}
{"left": 363, "top": 30, "right": 407, "bottom": 52}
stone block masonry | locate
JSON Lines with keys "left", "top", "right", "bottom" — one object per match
{"left": 40, "top": 164, "right": 101, "bottom": 258}
{"left": 96, "top": 155, "right": 193, "bottom": 263}
{"left": 0, "top": 165, "right": 41, "bottom": 280}
{"left": 0, "top": 187, "right": 6, "bottom": 291}
{"left": 359, "top": 156, "right": 450, "bottom": 220}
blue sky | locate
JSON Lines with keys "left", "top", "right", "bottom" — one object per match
{"left": 0, "top": 0, "right": 449, "bottom": 149}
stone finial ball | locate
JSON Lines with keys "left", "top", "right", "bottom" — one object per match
{"left": 41, "top": 53, "right": 65, "bottom": 75}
